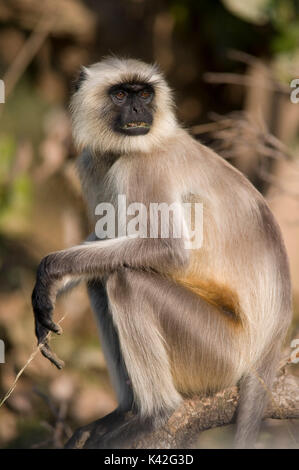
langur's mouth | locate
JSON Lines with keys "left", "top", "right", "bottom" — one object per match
{"left": 122, "top": 121, "right": 150, "bottom": 129}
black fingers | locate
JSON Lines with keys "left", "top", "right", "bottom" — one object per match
{"left": 32, "top": 282, "right": 61, "bottom": 333}
{"left": 34, "top": 319, "right": 64, "bottom": 369}
{"left": 35, "top": 320, "right": 49, "bottom": 345}
{"left": 40, "top": 342, "right": 65, "bottom": 370}
{"left": 32, "top": 257, "right": 64, "bottom": 368}
{"left": 40, "top": 316, "right": 62, "bottom": 335}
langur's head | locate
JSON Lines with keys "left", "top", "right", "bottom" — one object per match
{"left": 70, "top": 56, "right": 177, "bottom": 154}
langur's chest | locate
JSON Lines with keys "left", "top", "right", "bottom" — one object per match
{"left": 80, "top": 157, "right": 132, "bottom": 221}
{"left": 80, "top": 153, "right": 169, "bottom": 221}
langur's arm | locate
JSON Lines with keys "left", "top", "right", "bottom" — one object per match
{"left": 56, "top": 233, "right": 98, "bottom": 298}
{"left": 32, "top": 235, "right": 188, "bottom": 368}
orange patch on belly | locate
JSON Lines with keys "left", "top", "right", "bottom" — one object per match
{"left": 171, "top": 274, "right": 241, "bottom": 321}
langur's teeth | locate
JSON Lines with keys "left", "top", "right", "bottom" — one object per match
{"left": 123, "top": 122, "right": 149, "bottom": 128}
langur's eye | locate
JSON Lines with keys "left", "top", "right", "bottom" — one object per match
{"left": 139, "top": 90, "right": 152, "bottom": 100}
{"left": 114, "top": 90, "right": 127, "bottom": 101}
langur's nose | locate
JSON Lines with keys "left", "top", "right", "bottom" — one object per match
{"left": 132, "top": 96, "right": 142, "bottom": 114}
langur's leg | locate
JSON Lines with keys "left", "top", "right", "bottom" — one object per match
{"left": 87, "top": 278, "right": 133, "bottom": 412}
{"left": 65, "top": 278, "right": 134, "bottom": 449}
{"left": 82, "top": 269, "right": 182, "bottom": 449}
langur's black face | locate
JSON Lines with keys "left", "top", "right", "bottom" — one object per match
{"left": 109, "top": 82, "right": 154, "bottom": 136}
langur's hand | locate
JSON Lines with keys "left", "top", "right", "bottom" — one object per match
{"left": 31, "top": 255, "right": 64, "bottom": 369}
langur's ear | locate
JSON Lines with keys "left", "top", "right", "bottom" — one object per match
{"left": 72, "top": 67, "right": 89, "bottom": 93}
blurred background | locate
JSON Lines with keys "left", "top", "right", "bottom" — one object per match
{"left": 0, "top": 0, "right": 298, "bottom": 449}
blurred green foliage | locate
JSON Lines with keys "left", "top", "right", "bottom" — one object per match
{"left": 0, "top": 79, "right": 51, "bottom": 235}
{"left": 170, "top": 0, "right": 299, "bottom": 52}
{"left": 220, "top": 0, "right": 299, "bottom": 54}
{"left": 267, "top": 0, "right": 299, "bottom": 53}
{"left": 0, "top": 78, "right": 49, "bottom": 146}
{"left": 0, "top": 134, "right": 31, "bottom": 234}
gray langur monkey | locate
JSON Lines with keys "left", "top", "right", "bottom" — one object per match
{"left": 32, "top": 56, "right": 292, "bottom": 449}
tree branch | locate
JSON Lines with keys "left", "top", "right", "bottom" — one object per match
{"left": 67, "top": 368, "right": 299, "bottom": 449}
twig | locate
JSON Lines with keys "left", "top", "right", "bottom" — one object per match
{"left": 203, "top": 72, "right": 290, "bottom": 94}
{"left": 0, "top": 312, "right": 68, "bottom": 409}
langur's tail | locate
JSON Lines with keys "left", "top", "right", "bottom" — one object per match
{"left": 234, "top": 341, "right": 281, "bottom": 448}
